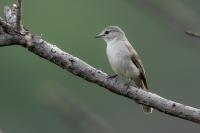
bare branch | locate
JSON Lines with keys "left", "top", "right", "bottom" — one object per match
{"left": 0, "top": 0, "right": 200, "bottom": 124}
{"left": 26, "top": 36, "right": 200, "bottom": 124}
{"left": 3, "top": 0, "right": 22, "bottom": 31}
{"left": 185, "top": 30, "right": 200, "bottom": 38}
{"left": 0, "top": 17, "right": 13, "bottom": 28}
{"left": 0, "top": 34, "right": 20, "bottom": 46}
{"left": 15, "top": 0, "right": 22, "bottom": 31}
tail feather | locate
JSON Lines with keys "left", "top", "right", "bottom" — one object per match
{"left": 142, "top": 105, "right": 153, "bottom": 114}
{"left": 134, "top": 77, "right": 153, "bottom": 114}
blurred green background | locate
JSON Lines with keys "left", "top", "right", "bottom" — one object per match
{"left": 1, "top": 0, "right": 200, "bottom": 132}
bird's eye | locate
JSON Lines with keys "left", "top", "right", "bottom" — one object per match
{"left": 104, "top": 31, "right": 110, "bottom": 35}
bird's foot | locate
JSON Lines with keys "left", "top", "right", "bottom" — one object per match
{"left": 107, "top": 74, "right": 118, "bottom": 79}
{"left": 124, "top": 79, "right": 134, "bottom": 87}
{"left": 124, "top": 82, "right": 132, "bottom": 87}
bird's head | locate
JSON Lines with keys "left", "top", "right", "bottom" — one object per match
{"left": 96, "top": 26, "right": 125, "bottom": 43}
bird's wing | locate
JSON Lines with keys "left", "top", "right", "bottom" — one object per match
{"left": 125, "top": 42, "right": 149, "bottom": 90}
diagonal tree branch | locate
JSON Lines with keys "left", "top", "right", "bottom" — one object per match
{"left": 1, "top": 0, "right": 200, "bottom": 124}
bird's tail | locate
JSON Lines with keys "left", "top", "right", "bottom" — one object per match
{"left": 135, "top": 78, "right": 153, "bottom": 114}
{"left": 141, "top": 86, "right": 153, "bottom": 114}
{"left": 142, "top": 104, "right": 153, "bottom": 114}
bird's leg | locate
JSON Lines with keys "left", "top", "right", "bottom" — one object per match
{"left": 107, "top": 74, "right": 118, "bottom": 79}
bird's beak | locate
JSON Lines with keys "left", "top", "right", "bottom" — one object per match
{"left": 95, "top": 33, "right": 104, "bottom": 38}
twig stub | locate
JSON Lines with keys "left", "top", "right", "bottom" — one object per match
{"left": 184, "top": 30, "right": 200, "bottom": 38}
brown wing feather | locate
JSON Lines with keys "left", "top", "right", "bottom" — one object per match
{"left": 131, "top": 55, "right": 149, "bottom": 90}
{"left": 125, "top": 42, "right": 149, "bottom": 90}
{"left": 125, "top": 41, "right": 152, "bottom": 113}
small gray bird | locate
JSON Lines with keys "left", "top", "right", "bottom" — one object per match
{"left": 96, "top": 26, "right": 153, "bottom": 113}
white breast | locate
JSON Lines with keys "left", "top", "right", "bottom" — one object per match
{"left": 106, "top": 40, "right": 140, "bottom": 79}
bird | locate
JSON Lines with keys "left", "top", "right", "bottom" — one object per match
{"left": 96, "top": 26, "right": 153, "bottom": 114}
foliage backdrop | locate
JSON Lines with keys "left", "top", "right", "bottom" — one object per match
{"left": 0, "top": 0, "right": 200, "bottom": 132}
